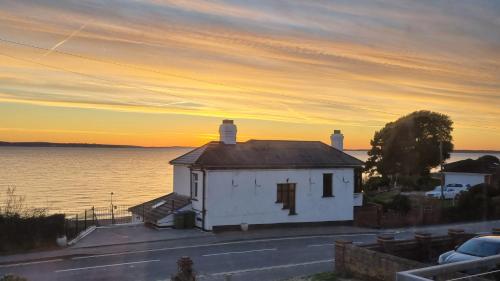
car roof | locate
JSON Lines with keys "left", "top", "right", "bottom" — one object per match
{"left": 474, "top": 235, "right": 500, "bottom": 242}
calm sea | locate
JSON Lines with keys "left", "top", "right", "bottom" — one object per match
{"left": 0, "top": 147, "right": 498, "bottom": 214}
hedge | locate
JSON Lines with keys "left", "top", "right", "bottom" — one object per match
{"left": 0, "top": 213, "right": 65, "bottom": 252}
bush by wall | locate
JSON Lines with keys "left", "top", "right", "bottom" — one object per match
{"left": 443, "top": 184, "right": 500, "bottom": 222}
{"left": 0, "top": 275, "right": 28, "bottom": 281}
{"left": 386, "top": 194, "right": 411, "bottom": 214}
{"left": 0, "top": 213, "right": 65, "bottom": 252}
{"left": 367, "top": 192, "right": 411, "bottom": 214}
{"left": 364, "top": 176, "right": 390, "bottom": 191}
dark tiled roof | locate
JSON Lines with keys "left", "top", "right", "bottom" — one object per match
{"left": 128, "top": 193, "right": 190, "bottom": 223}
{"left": 443, "top": 155, "right": 500, "bottom": 174}
{"left": 169, "top": 144, "right": 209, "bottom": 165}
{"left": 170, "top": 140, "right": 364, "bottom": 169}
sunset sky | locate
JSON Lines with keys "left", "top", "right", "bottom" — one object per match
{"left": 0, "top": 0, "right": 499, "bottom": 149}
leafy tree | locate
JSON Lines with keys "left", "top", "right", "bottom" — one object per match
{"left": 365, "top": 111, "right": 453, "bottom": 177}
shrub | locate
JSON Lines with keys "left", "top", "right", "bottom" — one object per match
{"left": 0, "top": 187, "right": 66, "bottom": 252}
{"left": 0, "top": 213, "right": 65, "bottom": 252}
{"left": 443, "top": 184, "right": 500, "bottom": 222}
{"left": 387, "top": 194, "right": 412, "bottom": 214}
{"left": 366, "top": 191, "right": 411, "bottom": 214}
{"left": 364, "top": 176, "right": 390, "bottom": 191}
{"left": 311, "top": 272, "right": 338, "bottom": 281}
{"left": 0, "top": 275, "right": 27, "bottom": 281}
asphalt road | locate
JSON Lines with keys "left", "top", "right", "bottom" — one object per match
{"left": 1, "top": 233, "right": 379, "bottom": 281}
{"left": 2, "top": 220, "right": 499, "bottom": 281}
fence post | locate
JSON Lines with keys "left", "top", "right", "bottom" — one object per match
{"left": 84, "top": 210, "right": 87, "bottom": 230}
{"left": 92, "top": 206, "right": 97, "bottom": 226}
{"left": 75, "top": 214, "right": 79, "bottom": 236}
{"left": 111, "top": 205, "right": 115, "bottom": 224}
{"left": 64, "top": 218, "right": 68, "bottom": 238}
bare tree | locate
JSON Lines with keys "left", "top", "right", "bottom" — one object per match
{"left": 0, "top": 186, "right": 46, "bottom": 217}
{"left": 0, "top": 186, "right": 25, "bottom": 216}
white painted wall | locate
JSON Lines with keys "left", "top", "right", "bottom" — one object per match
{"left": 444, "top": 172, "right": 487, "bottom": 187}
{"left": 172, "top": 166, "right": 204, "bottom": 228}
{"left": 203, "top": 168, "right": 355, "bottom": 230}
{"left": 173, "top": 165, "right": 191, "bottom": 196}
{"left": 131, "top": 214, "right": 143, "bottom": 223}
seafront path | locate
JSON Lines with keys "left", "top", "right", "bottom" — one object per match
{"left": 1, "top": 220, "right": 500, "bottom": 281}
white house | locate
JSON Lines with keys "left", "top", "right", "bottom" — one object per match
{"left": 442, "top": 155, "right": 499, "bottom": 188}
{"left": 130, "top": 120, "right": 364, "bottom": 231}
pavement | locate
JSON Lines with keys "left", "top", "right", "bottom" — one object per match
{"left": 73, "top": 224, "right": 212, "bottom": 249}
{"left": 1, "top": 220, "right": 500, "bottom": 281}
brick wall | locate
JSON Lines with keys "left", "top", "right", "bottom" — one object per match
{"left": 335, "top": 240, "right": 424, "bottom": 281}
{"left": 354, "top": 199, "right": 442, "bottom": 228}
{"left": 335, "top": 229, "right": 475, "bottom": 281}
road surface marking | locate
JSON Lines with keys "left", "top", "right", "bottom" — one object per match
{"left": 307, "top": 243, "right": 334, "bottom": 247}
{"left": 55, "top": 259, "right": 160, "bottom": 273}
{"left": 72, "top": 233, "right": 376, "bottom": 260}
{"left": 209, "top": 259, "right": 335, "bottom": 276}
{"left": 0, "top": 259, "right": 63, "bottom": 268}
{"left": 308, "top": 241, "right": 364, "bottom": 247}
{"left": 202, "top": 248, "right": 276, "bottom": 257}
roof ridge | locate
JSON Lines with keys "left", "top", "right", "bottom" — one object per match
{"left": 246, "top": 139, "right": 322, "bottom": 142}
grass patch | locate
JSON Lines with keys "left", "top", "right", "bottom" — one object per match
{"left": 310, "top": 272, "right": 338, "bottom": 281}
{"left": 368, "top": 190, "right": 400, "bottom": 204}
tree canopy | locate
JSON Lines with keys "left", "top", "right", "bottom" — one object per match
{"left": 365, "top": 110, "right": 454, "bottom": 177}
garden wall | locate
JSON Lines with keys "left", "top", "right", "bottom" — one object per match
{"left": 335, "top": 229, "right": 474, "bottom": 281}
{"left": 335, "top": 240, "right": 424, "bottom": 281}
{"left": 354, "top": 200, "right": 442, "bottom": 228}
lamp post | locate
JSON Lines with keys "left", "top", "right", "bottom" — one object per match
{"left": 110, "top": 192, "right": 115, "bottom": 224}
{"left": 439, "top": 141, "right": 444, "bottom": 200}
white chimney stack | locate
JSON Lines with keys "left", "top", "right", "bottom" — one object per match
{"left": 219, "top": 120, "right": 237, "bottom": 144}
{"left": 331, "top": 129, "right": 344, "bottom": 151}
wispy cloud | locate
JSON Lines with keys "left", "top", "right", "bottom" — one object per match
{"left": 0, "top": 0, "right": 499, "bottom": 148}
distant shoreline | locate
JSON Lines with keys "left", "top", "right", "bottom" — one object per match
{"left": 0, "top": 141, "right": 498, "bottom": 153}
{"left": 0, "top": 141, "right": 191, "bottom": 149}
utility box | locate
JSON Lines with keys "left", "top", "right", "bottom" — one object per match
{"left": 173, "top": 212, "right": 185, "bottom": 229}
{"left": 184, "top": 211, "right": 196, "bottom": 229}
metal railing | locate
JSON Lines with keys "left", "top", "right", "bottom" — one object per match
{"left": 396, "top": 254, "right": 500, "bottom": 281}
{"left": 65, "top": 205, "right": 132, "bottom": 240}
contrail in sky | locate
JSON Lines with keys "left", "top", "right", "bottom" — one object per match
{"left": 43, "top": 22, "right": 88, "bottom": 57}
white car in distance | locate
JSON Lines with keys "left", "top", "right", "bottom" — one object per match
{"left": 425, "top": 183, "right": 469, "bottom": 199}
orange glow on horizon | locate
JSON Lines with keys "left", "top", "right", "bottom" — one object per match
{"left": 0, "top": 1, "right": 498, "bottom": 150}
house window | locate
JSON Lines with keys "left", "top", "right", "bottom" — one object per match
{"left": 323, "top": 173, "right": 333, "bottom": 197}
{"left": 276, "top": 184, "right": 284, "bottom": 203}
{"left": 191, "top": 173, "right": 199, "bottom": 198}
{"left": 276, "top": 183, "right": 296, "bottom": 215}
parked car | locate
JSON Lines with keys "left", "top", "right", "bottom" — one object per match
{"left": 438, "top": 235, "right": 500, "bottom": 264}
{"left": 425, "top": 183, "right": 468, "bottom": 199}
